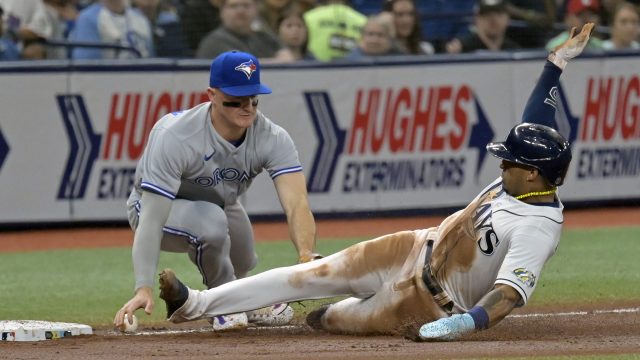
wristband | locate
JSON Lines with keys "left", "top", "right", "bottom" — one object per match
{"left": 467, "top": 306, "right": 490, "bottom": 330}
{"left": 548, "top": 52, "right": 567, "bottom": 70}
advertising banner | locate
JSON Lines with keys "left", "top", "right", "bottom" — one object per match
{"left": 0, "top": 55, "right": 638, "bottom": 224}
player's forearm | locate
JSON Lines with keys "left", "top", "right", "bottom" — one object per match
{"left": 520, "top": 60, "right": 563, "bottom": 128}
{"left": 132, "top": 191, "right": 172, "bottom": 291}
{"left": 474, "top": 285, "right": 520, "bottom": 328}
{"left": 287, "top": 203, "right": 317, "bottom": 261}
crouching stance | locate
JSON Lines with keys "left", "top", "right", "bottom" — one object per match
{"left": 159, "top": 23, "right": 592, "bottom": 340}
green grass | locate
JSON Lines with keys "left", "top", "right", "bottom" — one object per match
{"left": 477, "top": 356, "right": 640, "bottom": 360}
{"left": 530, "top": 227, "right": 640, "bottom": 305}
{"left": 0, "top": 227, "right": 638, "bottom": 326}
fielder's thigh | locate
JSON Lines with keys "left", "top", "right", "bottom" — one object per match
{"left": 163, "top": 200, "right": 235, "bottom": 288}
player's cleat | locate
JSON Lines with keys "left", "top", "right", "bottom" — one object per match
{"left": 211, "top": 313, "right": 249, "bottom": 331}
{"left": 246, "top": 303, "right": 294, "bottom": 326}
{"left": 158, "top": 268, "right": 189, "bottom": 319}
{"left": 305, "top": 304, "right": 330, "bottom": 330}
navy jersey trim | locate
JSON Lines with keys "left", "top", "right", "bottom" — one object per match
{"left": 270, "top": 166, "right": 303, "bottom": 179}
{"left": 495, "top": 278, "right": 528, "bottom": 303}
{"left": 140, "top": 182, "right": 176, "bottom": 200}
{"left": 492, "top": 209, "right": 563, "bottom": 224}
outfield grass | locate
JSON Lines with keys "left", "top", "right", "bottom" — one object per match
{"left": 0, "top": 226, "right": 638, "bottom": 326}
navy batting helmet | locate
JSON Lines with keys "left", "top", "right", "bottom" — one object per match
{"left": 486, "top": 123, "right": 572, "bottom": 186}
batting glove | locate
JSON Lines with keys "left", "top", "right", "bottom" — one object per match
{"left": 417, "top": 313, "right": 476, "bottom": 341}
{"left": 548, "top": 22, "right": 594, "bottom": 70}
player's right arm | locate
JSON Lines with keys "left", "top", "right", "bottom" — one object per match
{"left": 114, "top": 191, "right": 172, "bottom": 330}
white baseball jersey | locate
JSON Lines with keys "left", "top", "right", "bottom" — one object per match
{"left": 127, "top": 102, "right": 302, "bottom": 208}
{"left": 438, "top": 178, "right": 563, "bottom": 310}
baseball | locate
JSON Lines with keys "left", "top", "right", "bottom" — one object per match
{"left": 122, "top": 314, "right": 138, "bottom": 333}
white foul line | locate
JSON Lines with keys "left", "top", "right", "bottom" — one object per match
{"left": 111, "top": 308, "right": 640, "bottom": 336}
{"left": 509, "top": 307, "right": 640, "bottom": 318}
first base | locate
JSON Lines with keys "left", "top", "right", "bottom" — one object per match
{"left": 0, "top": 320, "right": 92, "bottom": 341}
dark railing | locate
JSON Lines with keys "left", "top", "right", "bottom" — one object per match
{"left": 42, "top": 39, "right": 142, "bottom": 59}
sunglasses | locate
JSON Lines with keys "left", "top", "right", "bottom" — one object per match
{"left": 222, "top": 98, "right": 259, "bottom": 108}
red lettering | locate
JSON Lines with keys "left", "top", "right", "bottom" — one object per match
{"left": 412, "top": 87, "right": 434, "bottom": 152}
{"left": 348, "top": 89, "right": 379, "bottom": 154}
{"left": 151, "top": 92, "right": 174, "bottom": 128}
{"left": 370, "top": 89, "right": 392, "bottom": 154}
{"left": 389, "top": 88, "right": 412, "bottom": 152}
{"left": 451, "top": 85, "right": 471, "bottom": 150}
{"left": 622, "top": 76, "right": 639, "bottom": 139}
{"left": 104, "top": 93, "right": 133, "bottom": 160}
{"left": 126, "top": 94, "right": 144, "bottom": 159}
{"left": 430, "top": 86, "right": 452, "bottom": 150}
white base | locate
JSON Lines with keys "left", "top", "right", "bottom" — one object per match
{"left": 0, "top": 320, "right": 93, "bottom": 342}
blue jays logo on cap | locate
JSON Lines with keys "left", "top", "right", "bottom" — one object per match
{"left": 209, "top": 51, "right": 272, "bottom": 97}
{"left": 235, "top": 60, "right": 257, "bottom": 80}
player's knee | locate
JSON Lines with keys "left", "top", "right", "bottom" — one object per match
{"left": 233, "top": 252, "right": 257, "bottom": 279}
{"left": 186, "top": 202, "right": 228, "bottom": 243}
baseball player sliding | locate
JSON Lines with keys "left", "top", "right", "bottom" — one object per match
{"left": 113, "top": 50, "right": 321, "bottom": 332}
{"left": 157, "top": 24, "right": 594, "bottom": 341}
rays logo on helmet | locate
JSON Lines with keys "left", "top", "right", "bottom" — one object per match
{"left": 235, "top": 60, "right": 257, "bottom": 80}
{"left": 513, "top": 268, "right": 536, "bottom": 288}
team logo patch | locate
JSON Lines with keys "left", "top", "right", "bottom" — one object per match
{"left": 513, "top": 268, "right": 536, "bottom": 288}
{"left": 234, "top": 60, "right": 257, "bottom": 80}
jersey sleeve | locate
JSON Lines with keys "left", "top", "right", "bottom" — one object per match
{"left": 520, "top": 61, "right": 563, "bottom": 129}
{"left": 138, "top": 128, "right": 187, "bottom": 199}
{"left": 264, "top": 127, "right": 303, "bottom": 179}
{"left": 495, "top": 223, "right": 559, "bottom": 306}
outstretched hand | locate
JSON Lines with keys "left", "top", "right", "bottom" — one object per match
{"left": 550, "top": 23, "right": 595, "bottom": 69}
{"left": 113, "top": 286, "right": 154, "bottom": 331}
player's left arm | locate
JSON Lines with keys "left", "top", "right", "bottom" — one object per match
{"left": 273, "top": 171, "right": 321, "bottom": 263}
{"left": 521, "top": 23, "right": 593, "bottom": 128}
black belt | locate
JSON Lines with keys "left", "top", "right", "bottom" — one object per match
{"left": 422, "top": 239, "right": 454, "bottom": 313}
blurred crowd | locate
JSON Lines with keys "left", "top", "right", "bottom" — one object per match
{"left": 1, "top": 0, "right": 639, "bottom": 62}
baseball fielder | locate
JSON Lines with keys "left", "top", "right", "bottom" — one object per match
{"left": 157, "top": 24, "right": 594, "bottom": 340}
{"left": 113, "top": 50, "right": 321, "bottom": 331}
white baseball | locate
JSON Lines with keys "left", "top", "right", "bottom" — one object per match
{"left": 122, "top": 314, "right": 139, "bottom": 333}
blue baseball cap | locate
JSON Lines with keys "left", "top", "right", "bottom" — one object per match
{"left": 209, "top": 51, "right": 272, "bottom": 97}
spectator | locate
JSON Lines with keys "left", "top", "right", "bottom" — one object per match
{"left": 383, "top": 0, "right": 434, "bottom": 55}
{"left": 179, "top": 0, "right": 220, "bottom": 56}
{"left": 546, "top": 0, "right": 604, "bottom": 50}
{"left": 344, "top": 14, "right": 404, "bottom": 60}
{"left": 132, "top": 0, "right": 189, "bottom": 57}
{"left": 0, "top": 0, "right": 55, "bottom": 59}
{"left": 602, "top": 0, "right": 640, "bottom": 25}
{"left": 602, "top": 1, "right": 639, "bottom": 49}
{"left": 69, "top": 0, "right": 154, "bottom": 59}
{"left": 275, "top": 4, "right": 314, "bottom": 61}
{"left": 256, "top": 0, "right": 293, "bottom": 35}
{"left": 0, "top": 4, "right": 20, "bottom": 60}
{"left": 505, "top": 0, "right": 556, "bottom": 48}
{"left": 304, "top": 0, "right": 367, "bottom": 61}
{"left": 41, "top": 0, "right": 79, "bottom": 59}
{"left": 195, "top": 0, "right": 281, "bottom": 59}
{"left": 446, "top": 0, "right": 521, "bottom": 53}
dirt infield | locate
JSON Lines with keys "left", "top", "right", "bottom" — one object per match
{"left": 2, "top": 306, "right": 639, "bottom": 359}
{"left": 1, "top": 207, "right": 639, "bottom": 359}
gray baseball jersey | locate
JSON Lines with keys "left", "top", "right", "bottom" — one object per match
{"left": 127, "top": 101, "right": 302, "bottom": 208}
